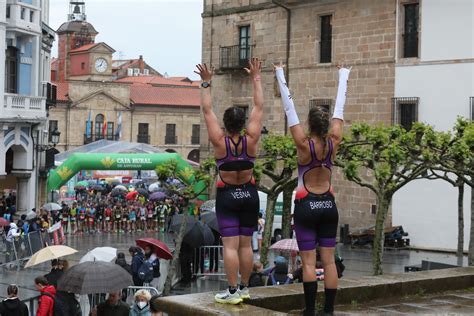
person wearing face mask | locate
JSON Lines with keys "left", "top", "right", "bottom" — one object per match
{"left": 95, "top": 292, "right": 130, "bottom": 316}
{"left": 129, "top": 290, "right": 151, "bottom": 316}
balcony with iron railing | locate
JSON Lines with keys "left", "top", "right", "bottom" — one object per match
{"left": 165, "top": 135, "right": 177, "bottom": 145}
{"left": 219, "top": 45, "right": 253, "bottom": 70}
{"left": 42, "top": 82, "right": 57, "bottom": 107}
{"left": 84, "top": 134, "right": 119, "bottom": 144}
{"left": 137, "top": 134, "right": 150, "bottom": 144}
{"left": 2, "top": 93, "right": 46, "bottom": 120}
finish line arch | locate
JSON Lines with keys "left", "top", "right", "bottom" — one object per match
{"left": 47, "top": 153, "right": 207, "bottom": 199}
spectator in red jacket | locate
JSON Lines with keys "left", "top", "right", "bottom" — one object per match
{"left": 34, "top": 276, "right": 56, "bottom": 316}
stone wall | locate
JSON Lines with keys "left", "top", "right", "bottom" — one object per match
{"left": 201, "top": 0, "right": 397, "bottom": 230}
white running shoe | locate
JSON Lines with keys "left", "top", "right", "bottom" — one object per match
{"left": 214, "top": 288, "right": 242, "bottom": 305}
{"left": 238, "top": 286, "right": 250, "bottom": 300}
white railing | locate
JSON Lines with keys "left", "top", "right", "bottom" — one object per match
{"left": 2, "top": 93, "right": 46, "bottom": 119}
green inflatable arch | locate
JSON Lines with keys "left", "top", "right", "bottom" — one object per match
{"left": 48, "top": 153, "right": 207, "bottom": 200}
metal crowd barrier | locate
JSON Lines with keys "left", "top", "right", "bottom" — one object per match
{"left": 193, "top": 245, "right": 225, "bottom": 277}
{"left": 1, "top": 229, "right": 56, "bottom": 270}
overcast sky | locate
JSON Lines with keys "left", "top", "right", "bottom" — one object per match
{"left": 48, "top": 0, "right": 203, "bottom": 79}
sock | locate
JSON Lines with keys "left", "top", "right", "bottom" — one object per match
{"left": 303, "top": 281, "right": 317, "bottom": 315}
{"left": 228, "top": 286, "right": 237, "bottom": 294}
{"left": 239, "top": 283, "right": 248, "bottom": 290}
{"left": 324, "top": 288, "right": 337, "bottom": 313}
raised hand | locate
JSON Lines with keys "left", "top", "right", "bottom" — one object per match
{"left": 244, "top": 57, "right": 262, "bottom": 79}
{"left": 194, "top": 63, "right": 214, "bottom": 82}
{"left": 272, "top": 59, "right": 286, "bottom": 72}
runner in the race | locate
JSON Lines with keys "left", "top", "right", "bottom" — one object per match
{"left": 194, "top": 58, "right": 263, "bottom": 305}
{"left": 274, "top": 62, "right": 351, "bottom": 315}
{"left": 69, "top": 202, "right": 77, "bottom": 234}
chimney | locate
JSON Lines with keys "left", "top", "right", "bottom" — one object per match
{"left": 138, "top": 55, "right": 145, "bottom": 74}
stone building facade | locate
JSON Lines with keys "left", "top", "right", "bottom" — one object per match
{"left": 201, "top": 0, "right": 399, "bottom": 232}
{"left": 49, "top": 1, "right": 201, "bottom": 162}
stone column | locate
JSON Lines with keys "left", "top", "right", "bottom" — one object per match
{"left": 16, "top": 176, "right": 31, "bottom": 214}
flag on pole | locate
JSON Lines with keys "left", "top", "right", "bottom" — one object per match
{"left": 85, "top": 109, "right": 92, "bottom": 138}
{"left": 116, "top": 112, "right": 122, "bottom": 140}
{"left": 102, "top": 113, "right": 108, "bottom": 138}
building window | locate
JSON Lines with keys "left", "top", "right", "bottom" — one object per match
{"left": 320, "top": 15, "right": 332, "bottom": 63}
{"left": 165, "top": 124, "right": 177, "bottom": 144}
{"left": 239, "top": 25, "right": 251, "bottom": 67}
{"left": 137, "top": 123, "right": 150, "bottom": 144}
{"left": 107, "top": 122, "right": 114, "bottom": 140}
{"left": 392, "top": 97, "right": 419, "bottom": 131}
{"left": 309, "top": 98, "right": 332, "bottom": 113}
{"left": 403, "top": 3, "right": 419, "bottom": 58}
{"left": 81, "top": 62, "right": 85, "bottom": 70}
{"left": 470, "top": 97, "right": 474, "bottom": 121}
{"left": 191, "top": 124, "right": 200, "bottom": 145}
{"left": 94, "top": 114, "right": 104, "bottom": 139}
{"left": 29, "top": 10, "right": 34, "bottom": 22}
{"left": 143, "top": 69, "right": 150, "bottom": 75}
{"left": 5, "top": 47, "right": 18, "bottom": 94}
{"left": 48, "top": 120, "right": 58, "bottom": 143}
{"left": 6, "top": 5, "right": 10, "bottom": 18}
{"left": 21, "top": 8, "right": 25, "bottom": 20}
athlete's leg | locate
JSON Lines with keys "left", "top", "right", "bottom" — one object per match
{"left": 238, "top": 235, "right": 252, "bottom": 285}
{"left": 320, "top": 247, "right": 337, "bottom": 313}
{"left": 222, "top": 236, "right": 240, "bottom": 287}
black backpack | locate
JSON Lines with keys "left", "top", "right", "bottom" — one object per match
{"left": 138, "top": 260, "right": 154, "bottom": 283}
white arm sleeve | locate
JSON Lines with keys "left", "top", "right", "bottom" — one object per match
{"left": 275, "top": 68, "right": 300, "bottom": 127}
{"left": 332, "top": 67, "right": 351, "bottom": 120}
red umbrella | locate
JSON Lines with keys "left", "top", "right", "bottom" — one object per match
{"left": 126, "top": 191, "right": 138, "bottom": 201}
{"left": 0, "top": 218, "right": 10, "bottom": 227}
{"left": 136, "top": 238, "right": 173, "bottom": 260}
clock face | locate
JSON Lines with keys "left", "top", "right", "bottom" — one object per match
{"left": 95, "top": 58, "right": 108, "bottom": 73}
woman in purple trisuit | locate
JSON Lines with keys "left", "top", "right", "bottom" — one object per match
{"left": 274, "top": 62, "right": 351, "bottom": 315}
{"left": 194, "top": 58, "right": 263, "bottom": 305}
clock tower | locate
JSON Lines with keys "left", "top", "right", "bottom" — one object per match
{"left": 56, "top": 1, "right": 115, "bottom": 82}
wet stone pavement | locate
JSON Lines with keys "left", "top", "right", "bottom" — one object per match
{"left": 334, "top": 288, "right": 474, "bottom": 315}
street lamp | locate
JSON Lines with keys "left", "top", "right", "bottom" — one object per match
{"left": 50, "top": 129, "right": 60, "bottom": 147}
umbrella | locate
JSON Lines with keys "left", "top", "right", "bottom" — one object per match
{"left": 200, "top": 200, "right": 216, "bottom": 212}
{"left": 136, "top": 238, "right": 173, "bottom": 260}
{"left": 91, "top": 185, "right": 105, "bottom": 191}
{"left": 269, "top": 238, "right": 299, "bottom": 252}
{"left": 75, "top": 181, "right": 89, "bottom": 188}
{"left": 114, "top": 185, "right": 127, "bottom": 191}
{"left": 126, "top": 191, "right": 138, "bottom": 200}
{"left": 183, "top": 222, "right": 215, "bottom": 248}
{"left": 88, "top": 180, "right": 97, "bottom": 186}
{"left": 149, "top": 191, "right": 168, "bottom": 201}
{"left": 110, "top": 189, "right": 126, "bottom": 197}
{"left": 25, "top": 210, "right": 37, "bottom": 220}
{"left": 200, "top": 211, "right": 219, "bottom": 232}
{"left": 25, "top": 245, "right": 78, "bottom": 268}
{"left": 80, "top": 247, "right": 117, "bottom": 263}
{"left": 134, "top": 181, "right": 146, "bottom": 188}
{"left": 57, "top": 261, "right": 132, "bottom": 295}
{"left": 169, "top": 214, "right": 198, "bottom": 235}
{"left": 148, "top": 182, "right": 161, "bottom": 193}
{"left": 136, "top": 188, "right": 148, "bottom": 197}
{"left": 0, "top": 218, "right": 10, "bottom": 227}
{"left": 42, "top": 202, "right": 62, "bottom": 212}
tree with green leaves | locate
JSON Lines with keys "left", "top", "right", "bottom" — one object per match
{"left": 336, "top": 122, "right": 446, "bottom": 275}
{"left": 156, "top": 159, "right": 212, "bottom": 295}
{"left": 427, "top": 118, "right": 474, "bottom": 265}
{"left": 255, "top": 134, "right": 297, "bottom": 266}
